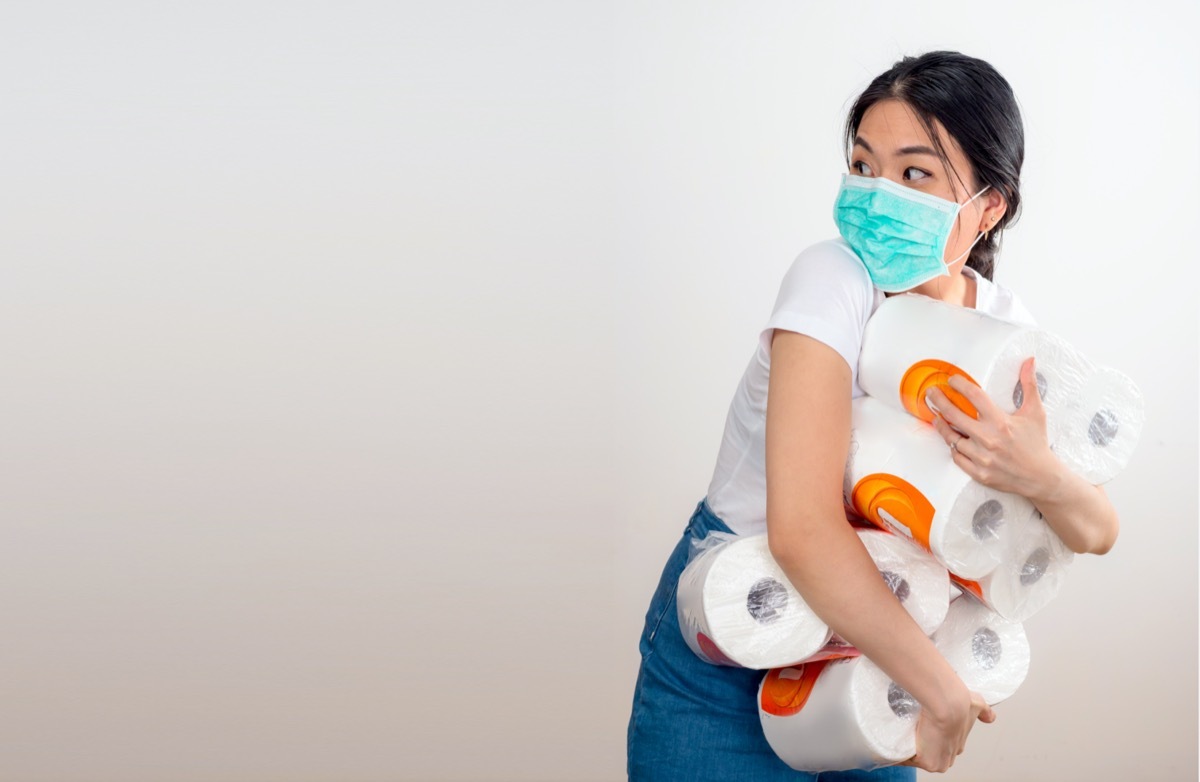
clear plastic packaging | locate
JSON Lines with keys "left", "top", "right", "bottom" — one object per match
{"left": 677, "top": 529, "right": 948, "bottom": 669}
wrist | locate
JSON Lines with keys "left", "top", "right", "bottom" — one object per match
{"left": 920, "top": 667, "right": 971, "bottom": 724}
{"left": 1027, "top": 449, "right": 1069, "bottom": 505}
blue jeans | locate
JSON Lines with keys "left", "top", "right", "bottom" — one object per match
{"left": 626, "top": 497, "right": 916, "bottom": 782}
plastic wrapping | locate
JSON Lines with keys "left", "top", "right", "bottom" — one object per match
{"left": 1053, "top": 365, "right": 1145, "bottom": 484}
{"left": 932, "top": 597, "right": 1030, "bottom": 704}
{"left": 676, "top": 534, "right": 833, "bottom": 669}
{"left": 857, "top": 293, "right": 1141, "bottom": 484}
{"left": 858, "top": 293, "right": 1091, "bottom": 427}
{"left": 758, "top": 657, "right": 916, "bottom": 772}
{"left": 846, "top": 395, "right": 1031, "bottom": 579}
{"left": 951, "top": 507, "right": 1073, "bottom": 622}
{"left": 855, "top": 528, "right": 950, "bottom": 635}
{"left": 677, "top": 529, "right": 947, "bottom": 669}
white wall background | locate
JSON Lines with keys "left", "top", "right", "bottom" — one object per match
{"left": 1, "top": 2, "right": 1195, "bottom": 781}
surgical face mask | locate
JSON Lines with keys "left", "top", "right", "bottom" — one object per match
{"left": 832, "top": 173, "right": 991, "bottom": 293}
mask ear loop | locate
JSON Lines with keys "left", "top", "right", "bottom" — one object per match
{"left": 937, "top": 185, "right": 992, "bottom": 301}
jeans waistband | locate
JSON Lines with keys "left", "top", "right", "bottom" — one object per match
{"left": 686, "top": 496, "right": 736, "bottom": 539}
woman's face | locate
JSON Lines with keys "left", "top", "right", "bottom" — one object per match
{"left": 848, "top": 98, "right": 1006, "bottom": 285}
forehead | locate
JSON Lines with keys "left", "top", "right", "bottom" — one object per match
{"left": 857, "top": 99, "right": 969, "bottom": 166}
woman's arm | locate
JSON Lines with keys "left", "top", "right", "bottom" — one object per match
{"left": 926, "top": 357, "right": 1121, "bottom": 555}
{"left": 766, "top": 328, "right": 993, "bottom": 774}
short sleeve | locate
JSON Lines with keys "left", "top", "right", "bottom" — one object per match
{"left": 757, "top": 238, "right": 875, "bottom": 372}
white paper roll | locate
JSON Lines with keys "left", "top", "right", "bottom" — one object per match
{"left": 952, "top": 508, "right": 1073, "bottom": 622}
{"left": 1052, "top": 365, "right": 1145, "bottom": 484}
{"left": 856, "top": 528, "right": 950, "bottom": 635}
{"left": 859, "top": 294, "right": 1091, "bottom": 437}
{"left": 846, "top": 396, "right": 1030, "bottom": 579}
{"left": 932, "top": 598, "right": 1030, "bottom": 704}
{"left": 676, "top": 535, "right": 833, "bottom": 669}
{"left": 759, "top": 657, "right": 917, "bottom": 772}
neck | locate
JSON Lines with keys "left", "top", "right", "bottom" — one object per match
{"left": 886, "top": 268, "right": 976, "bottom": 308}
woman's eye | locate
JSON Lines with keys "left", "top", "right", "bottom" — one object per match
{"left": 905, "top": 167, "right": 929, "bottom": 181}
{"left": 852, "top": 160, "right": 873, "bottom": 176}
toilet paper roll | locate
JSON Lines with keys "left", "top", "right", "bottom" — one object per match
{"left": 676, "top": 535, "right": 833, "bottom": 669}
{"left": 859, "top": 294, "right": 1092, "bottom": 436}
{"left": 1052, "top": 365, "right": 1145, "bottom": 484}
{"left": 759, "top": 657, "right": 917, "bottom": 772}
{"left": 951, "top": 508, "right": 1073, "bottom": 622}
{"left": 932, "top": 598, "right": 1030, "bottom": 704}
{"left": 846, "top": 396, "right": 1030, "bottom": 579}
{"left": 678, "top": 528, "right": 949, "bottom": 669}
{"left": 856, "top": 528, "right": 950, "bottom": 635}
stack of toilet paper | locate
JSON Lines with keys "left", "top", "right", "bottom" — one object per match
{"left": 846, "top": 395, "right": 1075, "bottom": 623}
{"left": 675, "top": 292, "right": 1141, "bottom": 772}
{"left": 758, "top": 595, "right": 1031, "bottom": 771}
{"left": 857, "top": 293, "right": 1145, "bottom": 485}
{"left": 749, "top": 294, "right": 1140, "bottom": 771}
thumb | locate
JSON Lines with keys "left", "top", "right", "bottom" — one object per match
{"left": 1016, "top": 357, "right": 1043, "bottom": 416}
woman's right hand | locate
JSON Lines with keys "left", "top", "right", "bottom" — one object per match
{"left": 901, "top": 688, "right": 996, "bottom": 773}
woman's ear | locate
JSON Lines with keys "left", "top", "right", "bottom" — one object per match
{"left": 981, "top": 191, "right": 1008, "bottom": 232}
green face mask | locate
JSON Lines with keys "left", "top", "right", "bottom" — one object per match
{"left": 833, "top": 173, "right": 990, "bottom": 293}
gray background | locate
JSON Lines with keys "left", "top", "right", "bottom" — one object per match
{"left": 1, "top": 1, "right": 1196, "bottom": 780}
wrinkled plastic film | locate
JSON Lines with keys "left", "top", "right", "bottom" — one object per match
{"left": 858, "top": 294, "right": 1142, "bottom": 485}
{"left": 950, "top": 508, "right": 1073, "bottom": 623}
{"left": 677, "top": 531, "right": 947, "bottom": 670}
{"left": 759, "top": 656, "right": 917, "bottom": 772}
{"left": 846, "top": 396, "right": 1029, "bottom": 579}
{"left": 675, "top": 534, "right": 833, "bottom": 669}
{"left": 932, "top": 597, "right": 1030, "bottom": 705}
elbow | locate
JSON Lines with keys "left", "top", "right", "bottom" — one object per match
{"left": 768, "top": 529, "right": 802, "bottom": 567}
{"left": 767, "top": 507, "right": 847, "bottom": 568}
{"left": 1084, "top": 517, "right": 1120, "bottom": 556}
{"left": 766, "top": 513, "right": 823, "bottom": 568}
{"left": 1092, "top": 521, "right": 1119, "bottom": 556}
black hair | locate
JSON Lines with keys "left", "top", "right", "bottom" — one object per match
{"left": 842, "top": 51, "right": 1024, "bottom": 281}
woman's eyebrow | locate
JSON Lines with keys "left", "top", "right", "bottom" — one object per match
{"left": 853, "top": 136, "right": 938, "bottom": 157}
{"left": 897, "top": 144, "right": 939, "bottom": 156}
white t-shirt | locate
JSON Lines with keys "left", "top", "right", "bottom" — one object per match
{"left": 704, "top": 237, "right": 1039, "bottom": 537}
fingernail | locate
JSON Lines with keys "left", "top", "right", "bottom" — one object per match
{"left": 925, "top": 393, "right": 940, "bottom": 414}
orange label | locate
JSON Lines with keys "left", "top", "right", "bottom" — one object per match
{"left": 950, "top": 574, "right": 985, "bottom": 602}
{"left": 850, "top": 474, "right": 936, "bottom": 553}
{"left": 760, "top": 660, "right": 831, "bottom": 717}
{"left": 900, "top": 359, "right": 981, "bottom": 423}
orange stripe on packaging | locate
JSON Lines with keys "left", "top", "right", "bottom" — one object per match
{"left": 949, "top": 574, "right": 984, "bottom": 602}
{"left": 900, "top": 359, "right": 981, "bottom": 422}
{"left": 850, "top": 473, "right": 937, "bottom": 552}
{"left": 760, "top": 660, "right": 831, "bottom": 717}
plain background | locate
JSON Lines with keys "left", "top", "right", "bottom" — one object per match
{"left": 1, "top": 1, "right": 1197, "bottom": 781}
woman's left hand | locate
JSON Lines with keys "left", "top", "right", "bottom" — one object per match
{"left": 926, "top": 357, "right": 1062, "bottom": 499}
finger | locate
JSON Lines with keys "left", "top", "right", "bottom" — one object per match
{"left": 979, "top": 704, "right": 998, "bottom": 723}
{"left": 930, "top": 412, "right": 958, "bottom": 445}
{"left": 927, "top": 387, "right": 985, "bottom": 439}
{"left": 1014, "top": 357, "right": 1045, "bottom": 417}
{"left": 950, "top": 444, "right": 984, "bottom": 481}
{"left": 946, "top": 373, "right": 1004, "bottom": 425}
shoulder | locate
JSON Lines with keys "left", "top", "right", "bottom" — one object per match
{"left": 774, "top": 238, "right": 874, "bottom": 310}
{"left": 782, "top": 238, "right": 872, "bottom": 289}
{"left": 758, "top": 238, "right": 877, "bottom": 368}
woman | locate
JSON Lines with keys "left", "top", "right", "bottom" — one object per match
{"left": 626, "top": 50, "right": 1120, "bottom": 781}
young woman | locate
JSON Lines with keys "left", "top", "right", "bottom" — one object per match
{"left": 626, "top": 50, "right": 1120, "bottom": 781}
